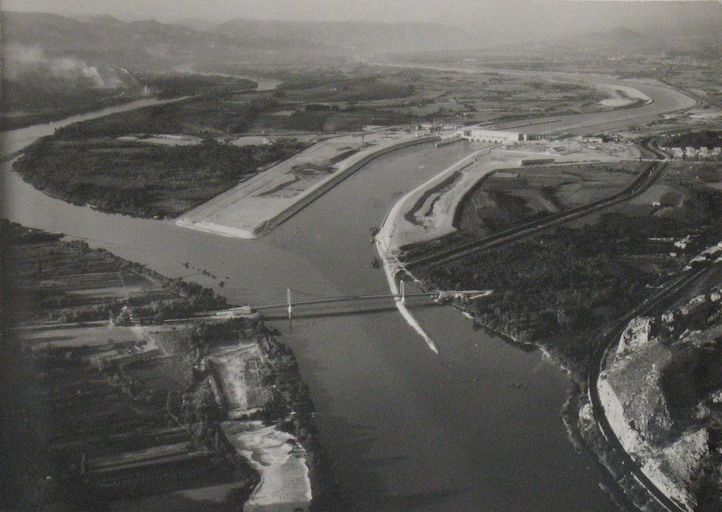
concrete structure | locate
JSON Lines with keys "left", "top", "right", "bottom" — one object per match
{"left": 458, "top": 127, "right": 527, "bottom": 144}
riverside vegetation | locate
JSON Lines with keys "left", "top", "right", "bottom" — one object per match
{"left": 14, "top": 136, "right": 308, "bottom": 218}
{"left": 416, "top": 162, "right": 722, "bottom": 377}
{"left": 0, "top": 221, "right": 324, "bottom": 510}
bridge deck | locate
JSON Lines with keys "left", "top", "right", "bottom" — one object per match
{"left": 250, "top": 291, "right": 437, "bottom": 311}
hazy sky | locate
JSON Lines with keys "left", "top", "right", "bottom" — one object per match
{"left": 1, "top": 0, "right": 708, "bottom": 24}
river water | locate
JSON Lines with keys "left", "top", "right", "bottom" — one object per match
{"left": 2, "top": 74, "right": 689, "bottom": 510}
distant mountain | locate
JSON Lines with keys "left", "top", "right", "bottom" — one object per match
{"left": 211, "top": 18, "right": 469, "bottom": 53}
{"left": 0, "top": 11, "right": 470, "bottom": 72}
{"left": 71, "top": 14, "right": 125, "bottom": 25}
{"left": 542, "top": 24, "right": 664, "bottom": 55}
{"left": 1, "top": 11, "right": 193, "bottom": 71}
{"left": 580, "top": 26, "right": 657, "bottom": 49}
{"left": 3, "top": 6, "right": 720, "bottom": 74}
{"left": 174, "top": 18, "right": 218, "bottom": 31}
{"left": 606, "top": 26, "right": 647, "bottom": 43}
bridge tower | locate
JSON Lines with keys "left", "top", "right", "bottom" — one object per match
{"left": 287, "top": 288, "right": 293, "bottom": 331}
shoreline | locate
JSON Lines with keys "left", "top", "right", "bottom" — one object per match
{"left": 374, "top": 234, "right": 439, "bottom": 353}
{"left": 1, "top": 96, "right": 193, "bottom": 160}
{"left": 211, "top": 331, "right": 323, "bottom": 511}
{"left": 566, "top": 385, "right": 670, "bottom": 512}
{"left": 372, "top": 138, "right": 637, "bottom": 354}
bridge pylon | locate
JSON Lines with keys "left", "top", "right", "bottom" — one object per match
{"left": 287, "top": 288, "right": 293, "bottom": 331}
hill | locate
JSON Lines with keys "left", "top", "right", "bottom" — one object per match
{"left": 1, "top": 11, "right": 467, "bottom": 72}
{"left": 211, "top": 18, "right": 467, "bottom": 53}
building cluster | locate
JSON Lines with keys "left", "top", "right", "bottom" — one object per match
{"left": 580, "top": 136, "right": 604, "bottom": 144}
{"left": 661, "top": 145, "right": 722, "bottom": 160}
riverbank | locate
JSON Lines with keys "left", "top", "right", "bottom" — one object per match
{"left": 564, "top": 385, "right": 658, "bottom": 512}
{"left": 1, "top": 97, "right": 192, "bottom": 160}
{"left": 373, "top": 138, "right": 641, "bottom": 358}
{"left": 377, "top": 137, "right": 637, "bottom": 254}
{"left": 206, "top": 332, "right": 323, "bottom": 512}
{"left": 0, "top": 94, "right": 156, "bottom": 132}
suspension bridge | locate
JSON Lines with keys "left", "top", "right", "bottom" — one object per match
{"left": 206, "top": 282, "right": 492, "bottom": 321}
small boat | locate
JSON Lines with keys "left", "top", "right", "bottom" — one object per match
{"left": 369, "top": 226, "right": 380, "bottom": 236}
{"left": 371, "top": 257, "right": 381, "bottom": 268}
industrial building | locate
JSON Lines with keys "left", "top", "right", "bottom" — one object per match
{"left": 457, "top": 127, "right": 527, "bottom": 144}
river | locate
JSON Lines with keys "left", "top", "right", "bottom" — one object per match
{"left": 1, "top": 74, "right": 693, "bottom": 511}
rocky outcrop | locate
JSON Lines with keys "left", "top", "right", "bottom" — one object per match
{"left": 599, "top": 286, "right": 722, "bottom": 511}
{"left": 616, "top": 316, "right": 656, "bottom": 358}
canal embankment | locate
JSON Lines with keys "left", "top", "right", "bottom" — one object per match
{"left": 177, "top": 133, "right": 439, "bottom": 239}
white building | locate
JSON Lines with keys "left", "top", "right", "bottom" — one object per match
{"left": 458, "top": 127, "right": 527, "bottom": 144}
{"left": 670, "top": 147, "right": 684, "bottom": 159}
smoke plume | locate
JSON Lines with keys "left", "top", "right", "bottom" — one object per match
{"left": 4, "top": 45, "right": 126, "bottom": 88}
